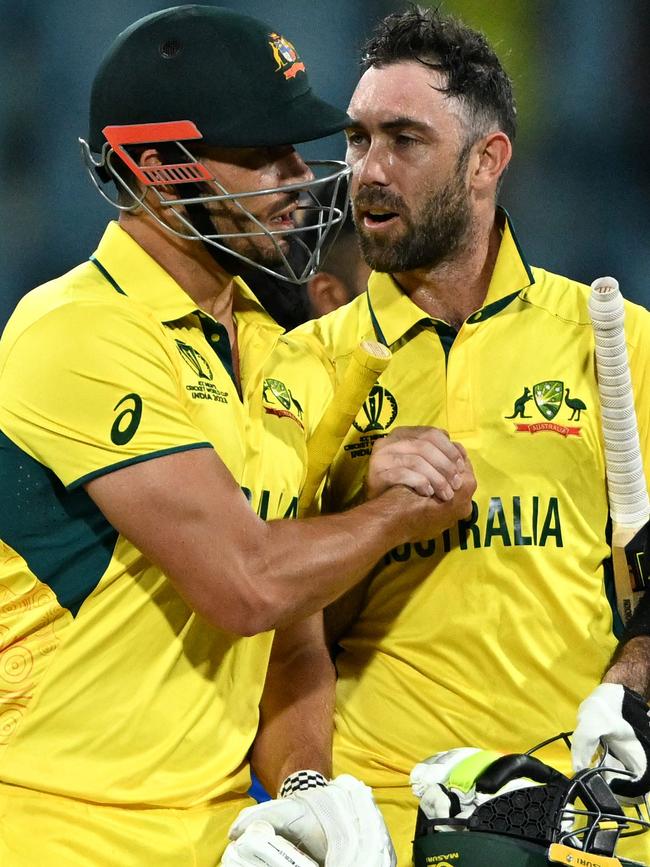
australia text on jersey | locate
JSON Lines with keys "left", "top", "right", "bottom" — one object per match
{"left": 384, "top": 494, "right": 563, "bottom": 564}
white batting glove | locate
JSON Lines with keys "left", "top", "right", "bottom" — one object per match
{"left": 410, "top": 748, "right": 544, "bottom": 830}
{"left": 228, "top": 772, "right": 396, "bottom": 867}
{"left": 411, "top": 747, "right": 541, "bottom": 831}
{"left": 572, "top": 683, "right": 650, "bottom": 798}
{"left": 221, "top": 821, "right": 318, "bottom": 867}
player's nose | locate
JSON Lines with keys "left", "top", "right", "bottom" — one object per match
{"left": 356, "top": 143, "right": 390, "bottom": 187}
{"left": 278, "top": 146, "right": 314, "bottom": 184}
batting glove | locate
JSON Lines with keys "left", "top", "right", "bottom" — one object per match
{"left": 572, "top": 683, "right": 650, "bottom": 798}
{"left": 410, "top": 747, "right": 559, "bottom": 834}
{"left": 410, "top": 748, "right": 503, "bottom": 825}
{"left": 221, "top": 821, "right": 318, "bottom": 867}
{"left": 228, "top": 771, "right": 396, "bottom": 867}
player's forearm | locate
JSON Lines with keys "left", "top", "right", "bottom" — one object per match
{"left": 86, "top": 446, "right": 475, "bottom": 636}
{"left": 181, "top": 481, "right": 472, "bottom": 634}
{"left": 253, "top": 484, "right": 453, "bottom": 630}
{"left": 603, "top": 589, "right": 650, "bottom": 699}
{"left": 252, "top": 621, "right": 335, "bottom": 794}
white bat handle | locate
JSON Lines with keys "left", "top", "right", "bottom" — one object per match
{"left": 589, "top": 277, "right": 649, "bottom": 535}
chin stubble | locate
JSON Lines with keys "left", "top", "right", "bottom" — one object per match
{"left": 355, "top": 155, "right": 472, "bottom": 273}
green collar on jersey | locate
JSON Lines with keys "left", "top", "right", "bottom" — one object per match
{"left": 88, "top": 220, "right": 283, "bottom": 389}
{"left": 366, "top": 207, "right": 535, "bottom": 349}
{"left": 89, "top": 221, "right": 280, "bottom": 331}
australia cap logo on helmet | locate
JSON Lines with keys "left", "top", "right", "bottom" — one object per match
{"left": 268, "top": 32, "right": 306, "bottom": 80}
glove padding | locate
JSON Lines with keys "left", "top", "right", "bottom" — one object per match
{"left": 228, "top": 774, "right": 396, "bottom": 867}
{"left": 572, "top": 683, "right": 650, "bottom": 798}
{"left": 410, "top": 748, "right": 545, "bottom": 829}
{"left": 410, "top": 748, "right": 499, "bottom": 821}
{"left": 221, "top": 821, "right": 318, "bottom": 867}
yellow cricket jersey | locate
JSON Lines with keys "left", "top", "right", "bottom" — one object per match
{"left": 294, "top": 210, "right": 650, "bottom": 863}
{"left": 0, "top": 221, "right": 330, "bottom": 811}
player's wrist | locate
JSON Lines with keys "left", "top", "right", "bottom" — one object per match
{"left": 380, "top": 484, "right": 469, "bottom": 545}
{"left": 372, "top": 485, "right": 427, "bottom": 545}
{"left": 278, "top": 769, "right": 329, "bottom": 798}
{"left": 603, "top": 640, "right": 650, "bottom": 701}
{"left": 346, "top": 484, "right": 414, "bottom": 544}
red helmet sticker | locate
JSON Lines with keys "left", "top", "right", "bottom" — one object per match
{"left": 102, "top": 121, "right": 214, "bottom": 186}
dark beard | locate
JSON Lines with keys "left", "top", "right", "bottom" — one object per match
{"left": 185, "top": 193, "right": 299, "bottom": 272}
{"left": 353, "top": 157, "right": 471, "bottom": 273}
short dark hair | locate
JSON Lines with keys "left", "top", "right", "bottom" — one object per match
{"left": 361, "top": 6, "right": 516, "bottom": 144}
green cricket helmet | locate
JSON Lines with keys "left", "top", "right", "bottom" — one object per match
{"left": 413, "top": 735, "right": 649, "bottom": 867}
{"left": 80, "top": 5, "right": 350, "bottom": 283}
{"left": 414, "top": 830, "right": 560, "bottom": 867}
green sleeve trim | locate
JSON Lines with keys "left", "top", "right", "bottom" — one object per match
{"left": 448, "top": 750, "right": 503, "bottom": 792}
{"left": 67, "top": 442, "right": 213, "bottom": 490}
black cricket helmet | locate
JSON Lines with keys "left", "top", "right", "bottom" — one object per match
{"left": 80, "top": 5, "right": 350, "bottom": 283}
{"left": 413, "top": 734, "right": 650, "bottom": 867}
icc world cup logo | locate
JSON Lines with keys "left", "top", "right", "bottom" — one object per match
{"left": 353, "top": 385, "right": 398, "bottom": 433}
{"left": 175, "top": 340, "right": 213, "bottom": 381}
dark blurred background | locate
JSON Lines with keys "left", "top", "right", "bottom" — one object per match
{"left": 1, "top": 0, "right": 649, "bottom": 327}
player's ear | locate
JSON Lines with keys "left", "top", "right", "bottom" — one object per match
{"left": 139, "top": 147, "right": 177, "bottom": 199}
{"left": 140, "top": 147, "right": 163, "bottom": 168}
{"left": 307, "top": 272, "right": 351, "bottom": 316}
{"left": 469, "top": 131, "right": 512, "bottom": 194}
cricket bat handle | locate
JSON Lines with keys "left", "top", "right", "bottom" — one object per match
{"left": 589, "top": 277, "right": 649, "bottom": 621}
{"left": 299, "top": 340, "right": 391, "bottom": 514}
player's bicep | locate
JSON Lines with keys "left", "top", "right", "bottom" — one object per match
{"left": 84, "top": 445, "right": 267, "bottom": 633}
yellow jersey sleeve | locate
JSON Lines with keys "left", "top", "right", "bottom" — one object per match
{"left": 280, "top": 329, "right": 337, "bottom": 436}
{"left": 0, "top": 299, "right": 211, "bottom": 488}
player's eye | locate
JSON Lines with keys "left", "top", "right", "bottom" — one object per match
{"left": 345, "top": 132, "right": 367, "bottom": 147}
{"left": 395, "top": 134, "right": 419, "bottom": 146}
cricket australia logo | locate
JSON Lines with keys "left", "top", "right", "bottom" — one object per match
{"left": 175, "top": 340, "right": 213, "bottom": 380}
{"left": 505, "top": 380, "right": 587, "bottom": 437}
{"left": 268, "top": 32, "right": 305, "bottom": 80}
{"left": 262, "top": 378, "right": 304, "bottom": 429}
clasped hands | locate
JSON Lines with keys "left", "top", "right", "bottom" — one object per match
{"left": 365, "top": 426, "right": 471, "bottom": 503}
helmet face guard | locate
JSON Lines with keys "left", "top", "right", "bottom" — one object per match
{"left": 413, "top": 734, "right": 650, "bottom": 867}
{"left": 80, "top": 120, "right": 351, "bottom": 285}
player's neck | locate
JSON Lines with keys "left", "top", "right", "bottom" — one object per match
{"left": 118, "top": 211, "right": 236, "bottom": 331}
{"left": 394, "top": 216, "right": 500, "bottom": 331}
